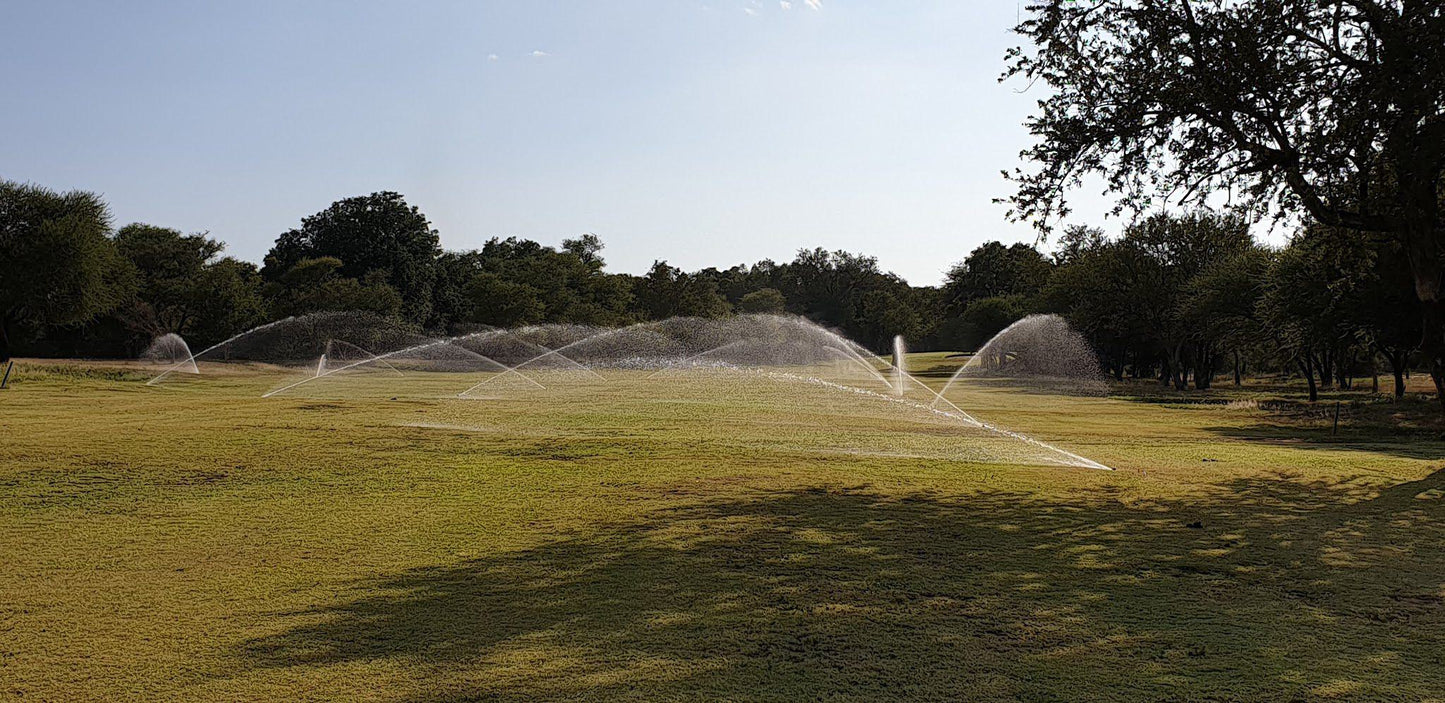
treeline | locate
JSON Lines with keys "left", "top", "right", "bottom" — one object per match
{"left": 1, "top": 184, "right": 934, "bottom": 360}
{"left": 0, "top": 181, "right": 1427, "bottom": 400}
{"left": 951, "top": 212, "right": 1422, "bottom": 400}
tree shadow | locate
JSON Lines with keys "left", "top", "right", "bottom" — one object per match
{"left": 237, "top": 471, "right": 1445, "bottom": 701}
{"left": 1204, "top": 424, "right": 1445, "bottom": 460}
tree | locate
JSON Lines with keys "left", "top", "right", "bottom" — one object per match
{"left": 561, "top": 234, "right": 605, "bottom": 269}
{"left": 1260, "top": 241, "right": 1338, "bottom": 402}
{"left": 1357, "top": 238, "right": 1423, "bottom": 397}
{"left": 114, "top": 224, "right": 265, "bottom": 348}
{"left": 0, "top": 181, "right": 132, "bottom": 363}
{"left": 430, "top": 250, "right": 482, "bottom": 333}
{"left": 957, "top": 294, "right": 1030, "bottom": 351}
{"left": 1297, "top": 223, "right": 1422, "bottom": 396}
{"left": 187, "top": 258, "right": 267, "bottom": 348}
{"left": 1178, "top": 248, "right": 1272, "bottom": 386}
{"left": 634, "top": 261, "right": 731, "bottom": 319}
{"left": 1128, "top": 211, "right": 1255, "bottom": 389}
{"left": 1052, "top": 225, "right": 1107, "bottom": 266}
{"left": 856, "top": 289, "right": 923, "bottom": 351}
{"left": 942, "top": 241, "right": 1051, "bottom": 312}
{"left": 738, "top": 288, "right": 787, "bottom": 314}
{"left": 461, "top": 273, "right": 546, "bottom": 327}
{"left": 1041, "top": 237, "right": 1169, "bottom": 380}
{"left": 450, "top": 236, "right": 634, "bottom": 327}
{"left": 264, "top": 257, "right": 402, "bottom": 318}
{"left": 781, "top": 248, "right": 912, "bottom": 341}
{"left": 263, "top": 192, "right": 440, "bottom": 323}
{"left": 1004, "top": 0, "right": 1445, "bottom": 402}
{"left": 1259, "top": 225, "right": 1387, "bottom": 401}
{"left": 1042, "top": 211, "right": 1253, "bottom": 388}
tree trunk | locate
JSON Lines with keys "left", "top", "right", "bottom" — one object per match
{"left": 1300, "top": 357, "right": 1318, "bottom": 402}
{"left": 1402, "top": 200, "right": 1444, "bottom": 409}
{"left": 1421, "top": 298, "right": 1445, "bottom": 410}
{"left": 1233, "top": 351, "right": 1241, "bottom": 386}
{"left": 1170, "top": 343, "right": 1189, "bottom": 391}
{"left": 1426, "top": 310, "right": 1445, "bottom": 412}
{"left": 0, "top": 314, "right": 11, "bottom": 365}
{"left": 1430, "top": 353, "right": 1445, "bottom": 410}
{"left": 1318, "top": 348, "right": 1333, "bottom": 390}
{"left": 1386, "top": 349, "right": 1408, "bottom": 398}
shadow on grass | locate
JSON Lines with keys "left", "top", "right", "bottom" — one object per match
{"left": 1204, "top": 424, "right": 1445, "bottom": 460}
{"left": 1197, "top": 393, "right": 1445, "bottom": 460}
{"left": 911, "top": 362, "right": 966, "bottom": 379}
{"left": 239, "top": 471, "right": 1445, "bottom": 701}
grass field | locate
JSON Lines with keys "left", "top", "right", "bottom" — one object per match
{"left": 2, "top": 354, "right": 1443, "bottom": 701}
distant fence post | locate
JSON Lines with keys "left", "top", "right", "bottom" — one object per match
{"left": 1331, "top": 400, "right": 1341, "bottom": 436}
{"left": 0, "top": 360, "right": 13, "bottom": 389}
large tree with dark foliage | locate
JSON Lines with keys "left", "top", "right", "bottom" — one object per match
{"left": 1358, "top": 238, "right": 1424, "bottom": 396}
{"left": 1042, "top": 230, "right": 1172, "bottom": 380}
{"left": 780, "top": 248, "right": 919, "bottom": 343}
{"left": 1004, "top": 0, "right": 1444, "bottom": 400}
{"left": 0, "top": 181, "right": 132, "bottom": 363}
{"left": 1042, "top": 211, "right": 1253, "bottom": 388}
{"left": 263, "top": 192, "right": 441, "bottom": 323}
{"left": 445, "top": 236, "right": 634, "bottom": 327}
{"left": 941, "top": 241, "right": 1051, "bottom": 312}
{"left": 264, "top": 257, "right": 403, "bottom": 318}
{"left": 114, "top": 224, "right": 266, "bottom": 348}
{"left": 1178, "top": 246, "right": 1272, "bottom": 386}
{"left": 1260, "top": 231, "right": 1359, "bottom": 401}
{"left": 635, "top": 261, "right": 731, "bottom": 319}
{"left": 1266, "top": 222, "right": 1422, "bottom": 397}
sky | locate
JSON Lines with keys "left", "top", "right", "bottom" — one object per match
{"left": 0, "top": 0, "right": 1120, "bottom": 286}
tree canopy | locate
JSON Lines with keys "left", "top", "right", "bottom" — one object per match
{"left": 1004, "top": 0, "right": 1444, "bottom": 396}
{"left": 3, "top": 180, "right": 1435, "bottom": 405}
{"left": 942, "top": 241, "right": 1052, "bottom": 312}
{"left": 263, "top": 191, "right": 441, "bottom": 323}
{"left": 0, "top": 181, "right": 132, "bottom": 362}
{"left": 115, "top": 224, "right": 265, "bottom": 348}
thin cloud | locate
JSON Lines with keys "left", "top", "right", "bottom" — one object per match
{"left": 487, "top": 53, "right": 499, "bottom": 61}
{"left": 780, "top": 1, "right": 792, "bottom": 8}
{"left": 743, "top": 7, "right": 757, "bottom": 15}
{"left": 529, "top": 50, "right": 551, "bottom": 57}
{"left": 804, "top": 0, "right": 821, "bottom": 9}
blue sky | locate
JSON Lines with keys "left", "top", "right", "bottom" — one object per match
{"left": 0, "top": 0, "right": 1117, "bottom": 285}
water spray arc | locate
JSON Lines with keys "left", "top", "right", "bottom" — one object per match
{"left": 263, "top": 330, "right": 515, "bottom": 398}
{"left": 323, "top": 340, "right": 405, "bottom": 377}
{"left": 142, "top": 312, "right": 1112, "bottom": 471}
{"left": 146, "top": 317, "right": 297, "bottom": 386}
{"left": 455, "top": 331, "right": 610, "bottom": 397}
{"left": 892, "top": 335, "right": 906, "bottom": 397}
{"left": 935, "top": 314, "right": 1107, "bottom": 405}
{"left": 645, "top": 340, "right": 747, "bottom": 378}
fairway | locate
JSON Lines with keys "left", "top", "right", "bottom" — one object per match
{"left": 3, "top": 355, "right": 1443, "bottom": 701}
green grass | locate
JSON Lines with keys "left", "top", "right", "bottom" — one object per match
{"left": 1, "top": 356, "right": 1443, "bottom": 701}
